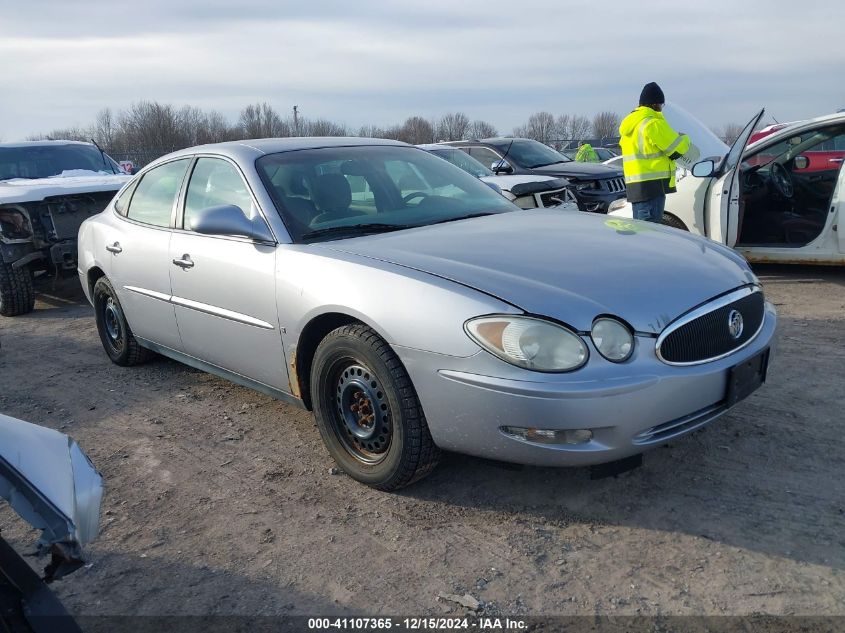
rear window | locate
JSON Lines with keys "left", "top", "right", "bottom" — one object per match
{"left": 126, "top": 159, "right": 190, "bottom": 228}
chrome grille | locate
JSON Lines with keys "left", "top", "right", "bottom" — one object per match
{"left": 657, "top": 287, "right": 765, "bottom": 365}
{"left": 602, "top": 177, "right": 626, "bottom": 193}
{"left": 538, "top": 189, "right": 571, "bottom": 207}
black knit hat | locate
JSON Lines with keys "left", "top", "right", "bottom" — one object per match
{"left": 639, "top": 82, "right": 665, "bottom": 106}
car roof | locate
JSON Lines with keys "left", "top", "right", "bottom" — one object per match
{"left": 747, "top": 111, "right": 845, "bottom": 151}
{"left": 416, "top": 143, "right": 461, "bottom": 151}
{"left": 0, "top": 140, "right": 94, "bottom": 148}
{"left": 161, "top": 137, "right": 410, "bottom": 163}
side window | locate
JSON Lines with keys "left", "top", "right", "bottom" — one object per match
{"left": 113, "top": 179, "right": 139, "bottom": 216}
{"left": 126, "top": 159, "right": 190, "bottom": 227}
{"left": 469, "top": 147, "right": 502, "bottom": 169}
{"left": 184, "top": 158, "right": 257, "bottom": 230}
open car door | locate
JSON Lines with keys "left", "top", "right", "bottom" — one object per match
{"left": 705, "top": 109, "right": 765, "bottom": 246}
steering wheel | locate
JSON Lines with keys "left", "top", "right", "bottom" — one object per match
{"left": 402, "top": 191, "right": 429, "bottom": 204}
{"left": 770, "top": 162, "right": 794, "bottom": 198}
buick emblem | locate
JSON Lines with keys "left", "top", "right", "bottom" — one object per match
{"left": 728, "top": 309, "right": 744, "bottom": 339}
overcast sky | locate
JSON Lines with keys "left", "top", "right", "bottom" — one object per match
{"left": 1, "top": 0, "right": 843, "bottom": 141}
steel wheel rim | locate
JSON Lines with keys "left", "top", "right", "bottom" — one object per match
{"left": 330, "top": 361, "right": 392, "bottom": 464}
{"left": 103, "top": 298, "right": 124, "bottom": 351}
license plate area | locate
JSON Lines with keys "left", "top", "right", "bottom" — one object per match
{"left": 726, "top": 348, "right": 770, "bottom": 407}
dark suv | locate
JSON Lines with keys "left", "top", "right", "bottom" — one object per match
{"left": 446, "top": 138, "right": 626, "bottom": 213}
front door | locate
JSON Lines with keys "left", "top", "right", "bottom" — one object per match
{"left": 708, "top": 109, "right": 765, "bottom": 247}
{"left": 110, "top": 158, "right": 191, "bottom": 351}
{"left": 168, "top": 157, "right": 288, "bottom": 390}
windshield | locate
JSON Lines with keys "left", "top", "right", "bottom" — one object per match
{"left": 661, "top": 102, "right": 730, "bottom": 162}
{"left": 429, "top": 148, "right": 493, "bottom": 178}
{"left": 257, "top": 145, "right": 517, "bottom": 243}
{"left": 491, "top": 139, "right": 572, "bottom": 169}
{"left": 0, "top": 144, "right": 122, "bottom": 180}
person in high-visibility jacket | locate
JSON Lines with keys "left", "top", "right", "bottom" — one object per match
{"left": 574, "top": 143, "right": 599, "bottom": 163}
{"left": 618, "top": 82, "right": 698, "bottom": 223}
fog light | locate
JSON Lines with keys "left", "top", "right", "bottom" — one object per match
{"left": 608, "top": 198, "right": 627, "bottom": 212}
{"left": 501, "top": 426, "right": 593, "bottom": 445}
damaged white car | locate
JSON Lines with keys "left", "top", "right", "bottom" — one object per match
{"left": 0, "top": 412, "right": 102, "bottom": 631}
{"left": 609, "top": 105, "right": 845, "bottom": 265}
{"left": 0, "top": 141, "right": 131, "bottom": 316}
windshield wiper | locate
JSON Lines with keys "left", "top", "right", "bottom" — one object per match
{"left": 427, "top": 212, "right": 499, "bottom": 226}
{"left": 531, "top": 159, "right": 570, "bottom": 168}
{"left": 300, "top": 223, "right": 411, "bottom": 242}
{"left": 0, "top": 176, "right": 36, "bottom": 181}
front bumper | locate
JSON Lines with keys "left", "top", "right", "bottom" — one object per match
{"left": 395, "top": 301, "right": 776, "bottom": 467}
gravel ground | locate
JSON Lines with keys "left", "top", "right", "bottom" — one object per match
{"left": 0, "top": 264, "right": 843, "bottom": 623}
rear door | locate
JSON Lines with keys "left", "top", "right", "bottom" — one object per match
{"left": 707, "top": 109, "right": 765, "bottom": 246}
{"left": 168, "top": 156, "right": 288, "bottom": 390}
{"left": 110, "top": 158, "right": 191, "bottom": 351}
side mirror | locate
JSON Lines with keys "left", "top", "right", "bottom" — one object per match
{"left": 793, "top": 155, "right": 810, "bottom": 170}
{"left": 190, "top": 204, "right": 274, "bottom": 242}
{"left": 691, "top": 159, "right": 715, "bottom": 178}
{"left": 492, "top": 160, "right": 513, "bottom": 174}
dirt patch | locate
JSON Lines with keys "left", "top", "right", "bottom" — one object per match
{"left": 0, "top": 265, "right": 843, "bottom": 618}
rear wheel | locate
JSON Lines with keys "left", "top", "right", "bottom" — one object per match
{"left": 0, "top": 263, "right": 35, "bottom": 317}
{"left": 93, "top": 277, "right": 152, "bottom": 366}
{"left": 310, "top": 324, "right": 440, "bottom": 490}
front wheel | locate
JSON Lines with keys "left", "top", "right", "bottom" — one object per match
{"left": 310, "top": 324, "right": 440, "bottom": 490}
{"left": 0, "top": 263, "right": 35, "bottom": 316}
{"left": 93, "top": 277, "right": 152, "bottom": 366}
{"left": 661, "top": 213, "right": 688, "bottom": 231}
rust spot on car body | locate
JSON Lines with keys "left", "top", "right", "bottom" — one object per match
{"left": 288, "top": 347, "right": 301, "bottom": 399}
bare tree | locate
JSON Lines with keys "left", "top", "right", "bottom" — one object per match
{"left": 513, "top": 111, "right": 558, "bottom": 144}
{"left": 398, "top": 116, "right": 435, "bottom": 144}
{"left": 592, "top": 111, "right": 620, "bottom": 140}
{"left": 436, "top": 112, "right": 470, "bottom": 141}
{"left": 719, "top": 123, "right": 745, "bottom": 145}
{"left": 239, "top": 102, "right": 289, "bottom": 138}
{"left": 568, "top": 115, "right": 592, "bottom": 142}
{"left": 551, "top": 114, "right": 571, "bottom": 149}
{"left": 302, "top": 118, "right": 348, "bottom": 137}
{"left": 467, "top": 120, "right": 497, "bottom": 139}
{"left": 93, "top": 108, "right": 116, "bottom": 149}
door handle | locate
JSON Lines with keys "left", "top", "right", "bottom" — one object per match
{"left": 105, "top": 242, "right": 122, "bottom": 254}
{"left": 172, "top": 254, "right": 194, "bottom": 269}
{"left": 829, "top": 158, "right": 843, "bottom": 164}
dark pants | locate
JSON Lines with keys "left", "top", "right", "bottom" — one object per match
{"left": 632, "top": 194, "right": 666, "bottom": 223}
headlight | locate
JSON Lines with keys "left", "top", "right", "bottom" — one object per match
{"left": 575, "top": 181, "right": 598, "bottom": 191}
{"left": 513, "top": 195, "right": 538, "bottom": 209}
{"left": 590, "top": 317, "right": 634, "bottom": 362}
{"left": 0, "top": 206, "right": 33, "bottom": 242}
{"left": 465, "top": 315, "right": 588, "bottom": 372}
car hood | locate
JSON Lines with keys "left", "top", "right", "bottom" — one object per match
{"left": 528, "top": 161, "right": 622, "bottom": 180}
{"left": 481, "top": 175, "right": 570, "bottom": 196}
{"left": 323, "top": 210, "right": 755, "bottom": 334}
{"left": 0, "top": 173, "right": 130, "bottom": 204}
{"left": 0, "top": 413, "right": 102, "bottom": 579}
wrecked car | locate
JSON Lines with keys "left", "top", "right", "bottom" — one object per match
{"left": 444, "top": 137, "right": 628, "bottom": 213}
{"left": 1, "top": 412, "right": 103, "bottom": 632}
{"left": 416, "top": 144, "right": 578, "bottom": 210}
{"left": 78, "top": 138, "right": 776, "bottom": 490}
{"left": 0, "top": 141, "right": 131, "bottom": 316}
{"left": 608, "top": 105, "right": 845, "bottom": 264}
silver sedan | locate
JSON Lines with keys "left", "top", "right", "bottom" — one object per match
{"left": 77, "top": 138, "right": 776, "bottom": 490}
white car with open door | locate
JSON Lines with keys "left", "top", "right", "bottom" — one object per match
{"left": 608, "top": 105, "right": 845, "bottom": 265}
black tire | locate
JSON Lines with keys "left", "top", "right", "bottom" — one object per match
{"left": 310, "top": 324, "right": 440, "bottom": 490}
{"left": 93, "top": 277, "right": 152, "bottom": 366}
{"left": 661, "top": 213, "right": 688, "bottom": 231}
{"left": 0, "top": 263, "right": 35, "bottom": 316}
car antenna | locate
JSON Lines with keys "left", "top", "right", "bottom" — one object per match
{"left": 496, "top": 139, "right": 515, "bottom": 174}
{"left": 91, "top": 138, "right": 116, "bottom": 174}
